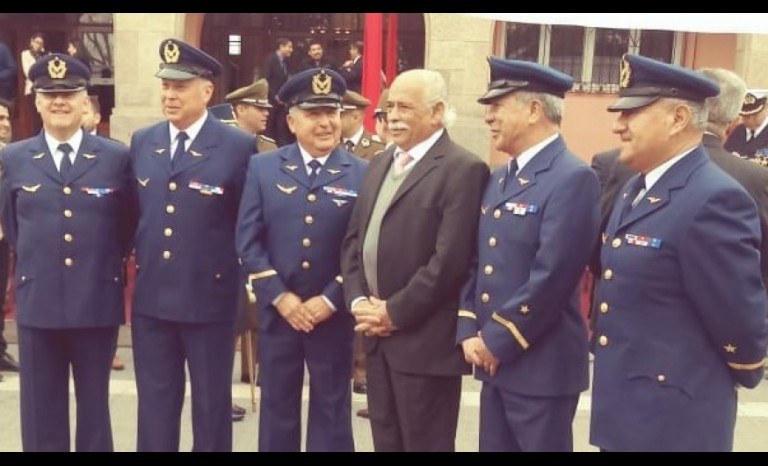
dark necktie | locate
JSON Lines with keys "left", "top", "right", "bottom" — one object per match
{"left": 503, "top": 158, "right": 518, "bottom": 191}
{"left": 172, "top": 131, "right": 188, "bottom": 168}
{"left": 620, "top": 174, "right": 646, "bottom": 221}
{"left": 308, "top": 159, "right": 322, "bottom": 183}
{"left": 58, "top": 143, "right": 73, "bottom": 180}
{"left": 344, "top": 139, "right": 355, "bottom": 152}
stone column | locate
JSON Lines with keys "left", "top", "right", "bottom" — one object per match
{"left": 735, "top": 34, "right": 768, "bottom": 89}
{"left": 424, "top": 14, "right": 494, "bottom": 163}
{"left": 110, "top": 13, "right": 186, "bottom": 144}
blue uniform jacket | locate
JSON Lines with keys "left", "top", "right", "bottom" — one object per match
{"left": 236, "top": 144, "right": 367, "bottom": 329}
{"left": 591, "top": 146, "right": 768, "bottom": 451}
{"left": 456, "top": 136, "right": 600, "bottom": 396}
{"left": 0, "top": 131, "right": 136, "bottom": 328}
{"left": 130, "top": 115, "right": 256, "bottom": 323}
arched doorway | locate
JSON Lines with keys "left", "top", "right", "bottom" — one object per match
{"left": 199, "top": 13, "right": 425, "bottom": 104}
{"left": 0, "top": 13, "right": 114, "bottom": 139}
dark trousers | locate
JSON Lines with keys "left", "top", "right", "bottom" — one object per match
{"left": 132, "top": 314, "right": 235, "bottom": 452}
{"left": 258, "top": 312, "right": 354, "bottom": 452}
{"left": 18, "top": 324, "right": 118, "bottom": 452}
{"left": 0, "top": 238, "right": 9, "bottom": 354}
{"left": 366, "top": 347, "right": 462, "bottom": 452}
{"left": 479, "top": 383, "right": 579, "bottom": 452}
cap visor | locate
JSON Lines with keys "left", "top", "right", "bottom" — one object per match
{"left": 155, "top": 68, "right": 198, "bottom": 80}
{"left": 296, "top": 99, "right": 342, "bottom": 110}
{"left": 35, "top": 85, "right": 86, "bottom": 94}
{"left": 607, "top": 95, "right": 659, "bottom": 112}
{"left": 740, "top": 105, "right": 765, "bottom": 116}
{"left": 477, "top": 87, "right": 517, "bottom": 105}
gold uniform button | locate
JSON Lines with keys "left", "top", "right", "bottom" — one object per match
{"left": 611, "top": 238, "right": 622, "bottom": 248}
{"left": 657, "top": 374, "right": 666, "bottom": 383}
{"left": 484, "top": 265, "right": 494, "bottom": 275}
{"left": 488, "top": 237, "right": 497, "bottom": 247}
{"left": 63, "top": 186, "right": 72, "bottom": 195}
{"left": 64, "top": 257, "right": 73, "bottom": 267}
{"left": 302, "top": 238, "right": 311, "bottom": 248}
{"left": 603, "top": 269, "right": 613, "bottom": 280}
{"left": 63, "top": 233, "right": 73, "bottom": 243}
{"left": 64, "top": 209, "right": 73, "bottom": 218}
{"left": 166, "top": 204, "right": 175, "bottom": 214}
{"left": 113, "top": 276, "right": 120, "bottom": 283}
{"left": 493, "top": 209, "right": 501, "bottom": 219}
{"left": 598, "top": 335, "right": 608, "bottom": 347}
{"left": 307, "top": 193, "right": 317, "bottom": 202}
{"left": 305, "top": 215, "right": 314, "bottom": 225}
{"left": 301, "top": 260, "right": 311, "bottom": 270}
{"left": 164, "top": 227, "right": 173, "bottom": 237}
{"left": 169, "top": 182, "right": 177, "bottom": 191}
{"left": 480, "top": 293, "right": 490, "bottom": 303}
{"left": 20, "top": 276, "right": 26, "bottom": 282}
{"left": 215, "top": 273, "right": 221, "bottom": 279}
{"left": 163, "top": 250, "right": 172, "bottom": 260}
{"left": 599, "top": 302, "right": 609, "bottom": 314}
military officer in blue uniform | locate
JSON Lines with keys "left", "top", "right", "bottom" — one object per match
{"left": 129, "top": 39, "right": 256, "bottom": 452}
{"left": 0, "top": 54, "right": 136, "bottom": 451}
{"left": 456, "top": 57, "right": 600, "bottom": 452}
{"left": 236, "top": 68, "right": 367, "bottom": 451}
{"left": 591, "top": 54, "right": 768, "bottom": 452}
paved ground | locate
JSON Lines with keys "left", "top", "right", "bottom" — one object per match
{"left": 1, "top": 323, "right": 767, "bottom": 452}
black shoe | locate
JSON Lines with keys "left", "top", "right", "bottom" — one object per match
{"left": 353, "top": 381, "right": 367, "bottom": 394}
{"left": 0, "top": 352, "right": 19, "bottom": 372}
{"left": 232, "top": 404, "right": 246, "bottom": 422}
{"left": 356, "top": 408, "right": 370, "bottom": 419}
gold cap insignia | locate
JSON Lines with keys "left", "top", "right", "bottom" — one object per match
{"left": 164, "top": 41, "right": 180, "bottom": 64}
{"left": 619, "top": 56, "right": 632, "bottom": 89}
{"left": 48, "top": 57, "right": 67, "bottom": 80}
{"left": 745, "top": 94, "right": 757, "bottom": 105}
{"left": 312, "top": 71, "right": 332, "bottom": 96}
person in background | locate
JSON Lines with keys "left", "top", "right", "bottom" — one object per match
{"left": 20, "top": 32, "right": 46, "bottom": 136}
{"left": 226, "top": 78, "right": 277, "bottom": 153}
{"left": 0, "top": 99, "right": 19, "bottom": 381}
{"left": 0, "top": 40, "right": 16, "bottom": 103}
{"left": 372, "top": 88, "right": 392, "bottom": 147}
{"left": 338, "top": 41, "right": 363, "bottom": 93}
{"left": 262, "top": 38, "right": 294, "bottom": 146}
{"left": 340, "top": 90, "right": 384, "bottom": 161}
{"left": 67, "top": 37, "right": 92, "bottom": 72}
{"left": 724, "top": 90, "right": 768, "bottom": 162}
{"left": 300, "top": 40, "right": 335, "bottom": 72}
{"left": 0, "top": 54, "right": 136, "bottom": 451}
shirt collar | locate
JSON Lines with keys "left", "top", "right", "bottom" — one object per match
{"left": 298, "top": 143, "right": 331, "bottom": 169}
{"left": 45, "top": 128, "right": 84, "bottom": 157}
{"left": 643, "top": 145, "right": 697, "bottom": 191}
{"left": 512, "top": 133, "right": 559, "bottom": 174}
{"left": 346, "top": 126, "right": 365, "bottom": 146}
{"left": 169, "top": 111, "right": 208, "bottom": 146}
{"left": 393, "top": 127, "right": 444, "bottom": 164}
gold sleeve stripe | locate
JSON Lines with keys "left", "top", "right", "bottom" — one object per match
{"left": 491, "top": 312, "right": 529, "bottom": 350}
{"left": 458, "top": 310, "right": 477, "bottom": 320}
{"left": 728, "top": 359, "right": 766, "bottom": 371}
{"left": 335, "top": 275, "right": 344, "bottom": 284}
{"left": 249, "top": 270, "right": 277, "bottom": 281}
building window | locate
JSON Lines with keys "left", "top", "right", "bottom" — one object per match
{"left": 502, "top": 22, "right": 682, "bottom": 92}
{"left": 228, "top": 34, "right": 242, "bottom": 56}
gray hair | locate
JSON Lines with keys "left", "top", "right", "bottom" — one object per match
{"left": 698, "top": 68, "right": 747, "bottom": 135}
{"left": 664, "top": 98, "right": 708, "bottom": 131}
{"left": 398, "top": 69, "right": 457, "bottom": 128}
{"left": 514, "top": 91, "right": 564, "bottom": 125}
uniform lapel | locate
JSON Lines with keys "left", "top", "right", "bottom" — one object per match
{"left": 313, "top": 147, "right": 350, "bottom": 189}
{"left": 171, "top": 115, "right": 217, "bottom": 176}
{"left": 616, "top": 147, "right": 707, "bottom": 231}
{"left": 279, "top": 144, "right": 311, "bottom": 189}
{"left": 491, "top": 136, "right": 565, "bottom": 210}
{"left": 150, "top": 124, "right": 172, "bottom": 174}
{"left": 29, "top": 133, "right": 61, "bottom": 184}
{"left": 387, "top": 133, "right": 451, "bottom": 210}
{"left": 66, "top": 131, "right": 100, "bottom": 184}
